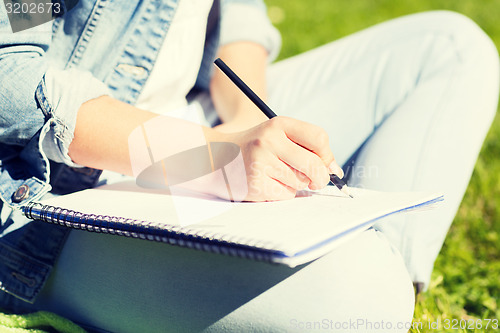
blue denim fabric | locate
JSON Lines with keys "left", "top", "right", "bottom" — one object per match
{"left": 0, "top": 212, "right": 69, "bottom": 305}
{"left": 0, "top": 0, "right": 280, "bottom": 305}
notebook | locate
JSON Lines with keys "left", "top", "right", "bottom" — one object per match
{"left": 22, "top": 181, "right": 443, "bottom": 267}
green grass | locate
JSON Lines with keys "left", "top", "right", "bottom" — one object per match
{"left": 266, "top": 1, "right": 500, "bottom": 331}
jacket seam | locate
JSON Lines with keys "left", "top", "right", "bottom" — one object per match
{"left": 67, "top": 0, "right": 109, "bottom": 68}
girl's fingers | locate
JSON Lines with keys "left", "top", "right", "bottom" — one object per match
{"left": 275, "top": 117, "right": 336, "bottom": 166}
{"left": 266, "top": 159, "right": 310, "bottom": 191}
{"left": 249, "top": 149, "right": 310, "bottom": 191}
{"left": 235, "top": 116, "right": 341, "bottom": 200}
{"left": 274, "top": 138, "right": 330, "bottom": 189}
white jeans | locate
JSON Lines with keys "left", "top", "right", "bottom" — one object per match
{"left": 267, "top": 10, "right": 499, "bottom": 286}
{"left": 29, "top": 11, "right": 498, "bottom": 333}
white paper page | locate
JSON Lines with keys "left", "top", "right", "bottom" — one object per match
{"left": 40, "top": 181, "right": 442, "bottom": 261}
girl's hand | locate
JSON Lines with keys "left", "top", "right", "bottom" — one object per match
{"left": 225, "top": 116, "right": 342, "bottom": 201}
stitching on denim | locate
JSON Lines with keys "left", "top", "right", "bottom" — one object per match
{"left": 0, "top": 233, "right": 56, "bottom": 301}
{"left": 67, "top": 0, "right": 109, "bottom": 67}
{"left": 0, "top": 242, "right": 50, "bottom": 274}
{"left": 10, "top": 272, "right": 36, "bottom": 288}
{"left": 105, "top": 0, "right": 181, "bottom": 104}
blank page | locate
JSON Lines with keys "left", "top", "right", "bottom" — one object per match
{"left": 40, "top": 181, "right": 442, "bottom": 267}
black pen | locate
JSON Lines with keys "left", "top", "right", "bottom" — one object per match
{"left": 214, "top": 58, "right": 353, "bottom": 198}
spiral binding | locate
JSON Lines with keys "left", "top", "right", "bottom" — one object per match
{"left": 22, "top": 202, "right": 282, "bottom": 263}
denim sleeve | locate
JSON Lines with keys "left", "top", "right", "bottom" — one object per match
{"left": 39, "top": 67, "right": 110, "bottom": 166}
{"left": 220, "top": 0, "right": 282, "bottom": 61}
{"left": 0, "top": 9, "right": 109, "bottom": 208}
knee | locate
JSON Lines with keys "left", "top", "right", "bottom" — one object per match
{"left": 409, "top": 11, "right": 499, "bottom": 122}
{"left": 421, "top": 11, "right": 498, "bottom": 69}
{"left": 438, "top": 11, "right": 499, "bottom": 120}
{"left": 297, "top": 229, "right": 416, "bottom": 332}
{"left": 344, "top": 229, "right": 416, "bottom": 332}
{"left": 204, "top": 229, "right": 415, "bottom": 333}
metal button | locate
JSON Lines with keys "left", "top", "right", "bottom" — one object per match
{"left": 12, "top": 184, "right": 30, "bottom": 203}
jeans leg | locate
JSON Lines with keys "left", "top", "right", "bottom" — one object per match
{"left": 351, "top": 13, "right": 498, "bottom": 287}
{"left": 27, "top": 228, "right": 414, "bottom": 333}
{"left": 267, "top": 11, "right": 499, "bottom": 287}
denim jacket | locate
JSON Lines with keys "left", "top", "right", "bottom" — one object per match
{"left": 0, "top": 0, "right": 280, "bottom": 304}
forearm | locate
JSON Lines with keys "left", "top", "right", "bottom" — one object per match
{"left": 68, "top": 96, "right": 225, "bottom": 176}
{"left": 68, "top": 96, "right": 336, "bottom": 202}
{"left": 210, "top": 42, "right": 270, "bottom": 131}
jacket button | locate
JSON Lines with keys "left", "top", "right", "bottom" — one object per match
{"left": 12, "top": 185, "right": 30, "bottom": 203}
